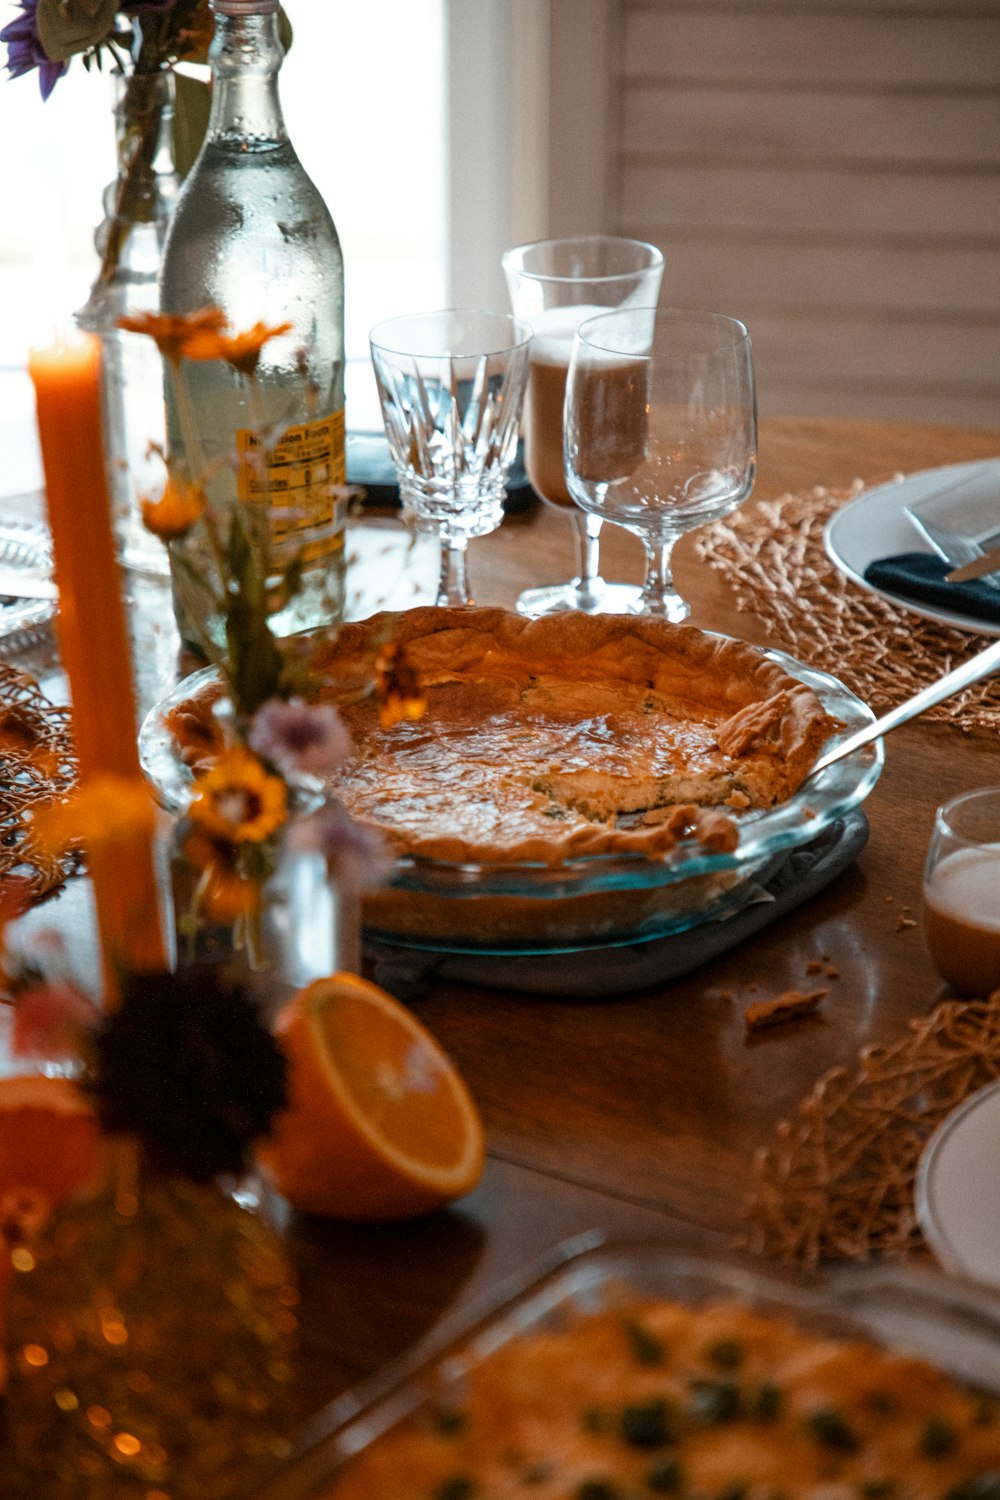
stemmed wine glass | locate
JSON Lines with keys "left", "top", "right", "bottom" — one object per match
{"left": 502, "top": 236, "right": 664, "bottom": 617}
{"left": 370, "top": 310, "right": 531, "bottom": 607}
{"left": 564, "top": 307, "right": 756, "bottom": 620}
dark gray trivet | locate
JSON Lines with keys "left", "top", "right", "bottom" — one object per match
{"left": 365, "top": 810, "right": 869, "bottom": 1000}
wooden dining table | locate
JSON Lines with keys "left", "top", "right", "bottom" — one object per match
{"left": 6, "top": 415, "right": 1000, "bottom": 1473}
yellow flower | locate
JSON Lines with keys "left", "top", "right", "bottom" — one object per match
{"left": 182, "top": 320, "right": 294, "bottom": 379}
{"left": 141, "top": 473, "right": 207, "bottom": 541}
{"left": 31, "top": 777, "right": 159, "bottom": 858}
{"left": 187, "top": 746, "right": 287, "bottom": 844}
{"left": 117, "top": 307, "right": 228, "bottom": 365}
{"left": 375, "top": 642, "right": 426, "bottom": 729}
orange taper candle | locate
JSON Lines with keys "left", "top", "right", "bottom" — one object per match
{"left": 28, "top": 331, "right": 167, "bottom": 991}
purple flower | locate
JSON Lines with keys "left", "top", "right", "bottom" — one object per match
{"left": 1, "top": 0, "right": 67, "bottom": 99}
{"left": 289, "top": 800, "right": 392, "bottom": 892}
{"left": 249, "top": 698, "right": 351, "bottom": 778}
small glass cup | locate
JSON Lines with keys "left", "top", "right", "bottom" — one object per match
{"left": 370, "top": 309, "right": 531, "bottom": 606}
{"left": 922, "top": 786, "right": 1000, "bottom": 996}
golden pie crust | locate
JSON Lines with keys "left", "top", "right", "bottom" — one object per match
{"left": 167, "top": 607, "right": 839, "bottom": 944}
{"left": 311, "top": 607, "right": 836, "bottom": 866}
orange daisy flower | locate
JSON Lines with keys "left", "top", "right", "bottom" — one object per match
{"left": 187, "top": 746, "right": 287, "bottom": 844}
{"left": 141, "top": 473, "right": 207, "bottom": 541}
{"left": 117, "top": 307, "right": 228, "bottom": 364}
{"left": 182, "top": 320, "right": 294, "bottom": 378}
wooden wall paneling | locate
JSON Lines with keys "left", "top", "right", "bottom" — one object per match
{"left": 634, "top": 238, "right": 1000, "bottom": 317}
{"left": 547, "top": 0, "right": 618, "bottom": 236}
{"left": 624, "top": 87, "right": 1000, "bottom": 167}
{"left": 621, "top": 165, "right": 1000, "bottom": 238}
{"left": 622, "top": 10, "right": 1000, "bottom": 88}
{"left": 611, "top": 0, "right": 1000, "bottom": 427}
{"left": 748, "top": 311, "right": 999, "bottom": 384}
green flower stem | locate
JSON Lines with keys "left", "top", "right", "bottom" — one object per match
{"left": 94, "top": 68, "right": 169, "bottom": 292}
{"left": 245, "top": 373, "right": 278, "bottom": 580}
{"left": 164, "top": 356, "right": 229, "bottom": 578}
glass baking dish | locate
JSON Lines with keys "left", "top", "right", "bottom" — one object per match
{"left": 245, "top": 1234, "right": 1000, "bottom": 1499}
{"left": 139, "top": 639, "right": 882, "bottom": 957}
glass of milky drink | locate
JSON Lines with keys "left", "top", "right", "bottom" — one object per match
{"left": 923, "top": 787, "right": 1000, "bottom": 996}
{"left": 502, "top": 236, "right": 664, "bottom": 618}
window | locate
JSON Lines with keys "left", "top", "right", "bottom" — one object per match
{"left": 0, "top": 0, "right": 447, "bottom": 442}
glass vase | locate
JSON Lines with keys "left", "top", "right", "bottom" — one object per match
{"left": 3, "top": 1138, "right": 296, "bottom": 1499}
{"left": 77, "top": 70, "right": 180, "bottom": 579}
{"left": 170, "top": 786, "right": 362, "bottom": 1016}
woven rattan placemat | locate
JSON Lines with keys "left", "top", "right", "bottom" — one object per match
{"left": 0, "top": 664, "right": 78, "bottom": 902}
{"left": 695, "top": 483, "right": 1000, "bottom": 737}
{"left": 741, "top": 993, "right": 1000, "bottom": 1266}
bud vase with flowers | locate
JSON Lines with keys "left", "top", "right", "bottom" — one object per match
{"left": 115, "top": 307, "right": 423, "bottom": 992}
{"left": 0, "top": 0, "right": 217, "bottom": 571}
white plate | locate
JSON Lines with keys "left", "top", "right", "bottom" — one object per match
{"left": 916, "top": 1076, "right": 1000, "bottom": 1288}
{"left": 824, "top": 458, "right": 1000, "bottom": 637}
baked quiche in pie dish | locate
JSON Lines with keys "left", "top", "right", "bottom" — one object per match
{"left": 144, "top": 607, "right": 880, "bottom": 949}
{"left": 250, "top": 1241, "right": 1000, "bottom": 1500}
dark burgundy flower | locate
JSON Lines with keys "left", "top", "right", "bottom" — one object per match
{"left": 1, "top": 0, "right": 67, "bottom": 99}
{"left": 91, "top": 965, "right": 288, "bottom": 1183}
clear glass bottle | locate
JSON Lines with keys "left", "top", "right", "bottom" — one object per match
{"left": 159, "top": 0, "right": 346, "bottom": 651}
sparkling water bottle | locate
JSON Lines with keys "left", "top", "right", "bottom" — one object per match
{"left": 159, "top": 0, "right": 345, "bottom": 649}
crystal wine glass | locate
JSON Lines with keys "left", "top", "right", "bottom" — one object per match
{"left": 564, "top": 307, "right": 756, "bottom": 620}
{"left": 370, "top": 310, "right": 531, "bottom": 607}
{"left": 502, "top": 236, "right": 664, "bottom": 617}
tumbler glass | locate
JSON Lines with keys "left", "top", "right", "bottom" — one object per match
{"left": 923, "top": 786, "right": 1000, "bottom": 996}
{"left": 370, "top": 310, "right": 531, "bottom": 606}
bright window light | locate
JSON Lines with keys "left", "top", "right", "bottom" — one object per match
{"left": 0, "top": 1, "right": 446, "bottom": 437}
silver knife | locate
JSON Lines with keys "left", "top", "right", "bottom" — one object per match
{"left": 945, "top": 542, "right": 1000, "bottom": 584}
{"left": 0, "top": 571, "right": 58, "bottom": 601}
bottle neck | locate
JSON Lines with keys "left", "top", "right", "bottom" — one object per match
{"left": 206, "top": 8, "right": 287, "bottom": 148}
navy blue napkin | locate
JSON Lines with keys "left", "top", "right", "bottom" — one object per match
{"left": 863, "top": 551, "right": 1000, "bottom": 626}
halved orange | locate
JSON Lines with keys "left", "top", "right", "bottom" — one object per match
{"left": 0, "top": 1073, "right": 105, "bottom": 1210}
{"left": 258, "top": 974, "right": 485, "bottom": 1220}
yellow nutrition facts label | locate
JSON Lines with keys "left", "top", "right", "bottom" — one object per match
{"left": 236, "top": 409, "right": 346, "bottom": 563}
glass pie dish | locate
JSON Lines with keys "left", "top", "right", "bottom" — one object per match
{"left": 138, "top": 639, "right": 882, "bottom": 957}
{"left": 244, "top": 1234, "right": 1000, "bottom": 1499}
